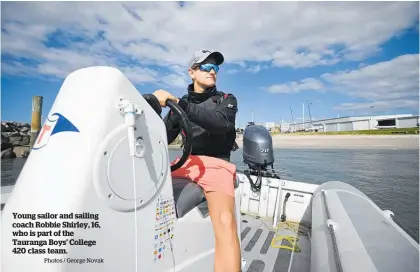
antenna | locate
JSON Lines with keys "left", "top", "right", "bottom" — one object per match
{"left": 302, "top": 103, "right": 305, "bottom": 131}
{"left": 289, "top": 105, "right": 295, "bottom": 124}
{"left": 307, "top": 102, "right": 313, "bottom": 126}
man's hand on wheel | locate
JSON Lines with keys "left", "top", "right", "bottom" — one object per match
{"left": 153, "top": 89, "right": 179, "bottom": 107}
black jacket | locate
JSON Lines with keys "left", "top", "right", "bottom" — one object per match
{"left": 164, "top": 84, "right": 238, "bottom": 161}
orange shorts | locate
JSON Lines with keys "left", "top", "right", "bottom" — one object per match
{"left": 171, "top": 155, "right": 236, "bottom": 198}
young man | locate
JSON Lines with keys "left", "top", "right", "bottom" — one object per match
{"left": 153, "top": 49, "right": 241, "bottom": 272}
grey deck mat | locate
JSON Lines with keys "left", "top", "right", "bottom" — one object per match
{"left": 240, "top": 214, "right": 311, "bottom": 272}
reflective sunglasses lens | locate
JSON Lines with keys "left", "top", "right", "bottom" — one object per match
{"left": 200, "top": 64, "right": 219, "bottom": 73}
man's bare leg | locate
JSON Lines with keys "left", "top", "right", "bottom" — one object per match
{"left": 205, "top": 191, "right": 241, "bottom": 272}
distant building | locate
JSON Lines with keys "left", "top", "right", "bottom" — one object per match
{"left": 279, "top": 122, "right": 291, "bottom": 133}
{"left": 288, "top": 114, "right": 419, "bottom": 132}
{"left": 263, "top": 122, "right": 276, "bottom": 131}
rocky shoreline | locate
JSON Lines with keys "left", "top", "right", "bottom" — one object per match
{"left": 1, "top": 121, "right": 31, "bottom": 159}
{"left": 0, "top": 120, "right": 182, "bottom": 159}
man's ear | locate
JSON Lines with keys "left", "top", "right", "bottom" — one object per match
{"left": 188, "top": 68, "right": 195, "bottom": 80}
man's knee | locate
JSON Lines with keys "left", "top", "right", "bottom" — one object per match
{"left": 219, "top": 211, "right": 236, "bottom": 229}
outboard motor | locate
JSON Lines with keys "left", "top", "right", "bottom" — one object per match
{"left": 242, "top": 125, "right": 279, "bottom": 192}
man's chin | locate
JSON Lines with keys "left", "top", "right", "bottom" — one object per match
{"left": 204, "top": 81, "right": 216, "bottom": 87}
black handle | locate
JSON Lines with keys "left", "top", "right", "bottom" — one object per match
{"left": 166, "top": 99, "right": 193, "bottom": 171}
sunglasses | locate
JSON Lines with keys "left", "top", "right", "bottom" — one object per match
{"left": 195, "top": 63, "right": 219, "bottom": 73}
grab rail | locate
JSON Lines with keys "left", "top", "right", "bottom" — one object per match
{"left": 321, "top": 190, "right": 343, "bottom": 272}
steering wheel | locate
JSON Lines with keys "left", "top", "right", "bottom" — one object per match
{"left": 166, "top": 100, "right": 193, "bottom": 171}
{"left": 142, "top": 94, "right": 193, "bottom": 172}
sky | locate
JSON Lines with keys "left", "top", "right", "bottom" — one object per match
{"left": 1, "top": 1, "right": 419, "bottom": 128}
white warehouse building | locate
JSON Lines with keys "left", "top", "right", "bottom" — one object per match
{"left": 289, "top": 114, "right": 419, "bottom": 132}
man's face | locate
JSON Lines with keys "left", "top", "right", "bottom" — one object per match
{"left": 189, "top": 57, "right": 218, "bottom": 88}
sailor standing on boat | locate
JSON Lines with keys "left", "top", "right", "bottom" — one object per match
{"left": 153, "top": 49, "right": 241, "bottom": 272}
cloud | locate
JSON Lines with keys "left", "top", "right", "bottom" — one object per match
{"left": 268, "top": 54, "right": 419, "bottom": 113}
{"left": 226, "top": 65, "right": 268, "bottom": 75}
{"left": 272, "top": 50, "right": 340, "bottom": 68}
{"left": 2, "top": 62, "right": 39, "bottom": 78}
{"left": 267, "top": 78, "right": 324, "bottom": 93}
{"left": 226, "top": 69, "right": 239, "bottom": 75}
{"left": 1, "top": 1, "right": 418, "bottom": 83}
{"left": 119, "top": 66, "right": 159, "bottom": 84}
{"left": 246, "top": 65, "right": 264, "bottom": 74}
{"left": 161, "top": 74, "right": 189, "bottom": 89}
{"left": 322, "top": 54, "right": 419, "bottom": 101}
{"left": 333, "top": 99, "right": 418, "bottom": 113}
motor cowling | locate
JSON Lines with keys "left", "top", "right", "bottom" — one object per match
{"left": 242, "top": 125, "right": 274, "bottom": 171}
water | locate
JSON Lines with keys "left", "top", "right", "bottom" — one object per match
{"left": 2, "top": 148, "right": 418, "bottom": 242}
{"left": 2, "top": 158, "right": 27, "bottom": 187}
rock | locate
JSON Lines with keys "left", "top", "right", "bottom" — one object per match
{"left": 21, "top": 136, "right": 30, "bottom": 145}
{"left": 13, "top": 146, "right": 30, "bottom": 158}
{"left": 1, "top": 148, "right": 16, "bottom": 159}
{"left": 1, "top": 134, "right": 13, "bottom": 151}
{"left": 21, "top": 127, "right": 30, "bottom": 134}
{"left": 9, "top": 136, "right": 22, "bottom": 145}
{"left": 1, "top": 120, "right": 33, "bottom": 157}
{"left": 1, "top": 123, "right": 13, "bottom": 132}
{"left": 6, "top": 122, "right": 18, "bottom": 131}
{"left": 1, "top": 134, "right": 10, "bottom": 144}
{"left": 2, "top": 132, "right": 19, "bottom": 137}
{"left": 1, "top": 142, "right": 13, "bottom": 151}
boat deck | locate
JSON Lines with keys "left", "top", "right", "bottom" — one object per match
{"left": 240, "top": 214, "right": 311, "bottom": 272}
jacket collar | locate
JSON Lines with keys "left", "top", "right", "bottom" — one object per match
{"left": 186, "top": 84, "right": 218, "bottom": 103}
